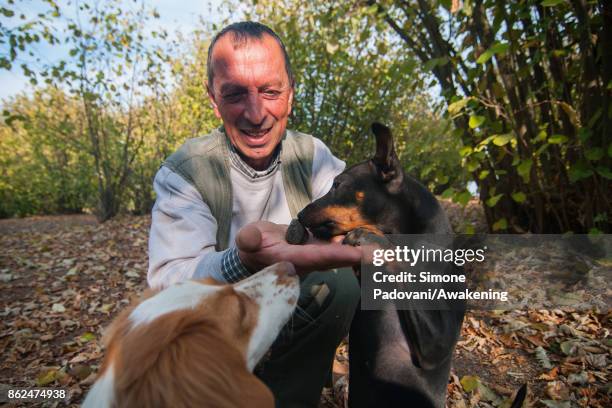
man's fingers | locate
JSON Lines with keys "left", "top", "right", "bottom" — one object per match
{"left": 330, "top": 235, "right": 345, "bottom": 244}
{"left": 236, "top": 221, "right": 362, "bottom": 275}
{"left": 295, "top": 242, "right": 362, "bottom": 271}
{"left": 307, "top": 234, "right": 345, "bottom": 245}
{"left": 236, "top": 223, "right": 263, "bottom": 252}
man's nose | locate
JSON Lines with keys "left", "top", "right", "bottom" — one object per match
{"left": 243, "top": 92, "right": 266, "bottom": 125}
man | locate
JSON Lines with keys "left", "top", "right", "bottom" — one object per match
{"left": 148, "top": 21, "right": 361, "bottom": 407}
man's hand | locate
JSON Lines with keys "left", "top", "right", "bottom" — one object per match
{"left": 235, "top": 221, "right": 362, "bottom": 275}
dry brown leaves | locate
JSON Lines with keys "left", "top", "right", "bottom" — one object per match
{"left": 0, "top": 209, "right": 609, "bottom": 408}
{"left": 0, "top": 215, "right": 149, "bottom": 406}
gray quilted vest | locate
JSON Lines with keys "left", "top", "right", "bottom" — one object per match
{"left": 163, "top": 127, "right": 314, "bottom": 250}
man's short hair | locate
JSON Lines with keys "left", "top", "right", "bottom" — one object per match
{"left": 207, "top": 21, "right": 295, "bottom": 91}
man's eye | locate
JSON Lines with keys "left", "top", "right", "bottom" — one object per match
{"left": 223, "top": 92, "right": 243, "bottom": 102}
{"left": 262, "top": 90, "right": 281, "bottom": 98}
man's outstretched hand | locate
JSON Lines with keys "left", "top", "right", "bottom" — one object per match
{"left": 235, "top": 221, "right": 362, "bottom": 275}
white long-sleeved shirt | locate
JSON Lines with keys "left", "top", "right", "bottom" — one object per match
{"left": 147, "top": 136, "right": 345, "bottom": 289}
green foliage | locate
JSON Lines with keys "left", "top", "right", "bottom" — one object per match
{"left": 0, "top": 8, "right": 220, "bottom": 219}
{"left": 372, "top": 0, "right": 611, "bottom": 232}
{"left": 55, "top": 0, "right": 171, "bottom": 221}
{"left": 0, "top": 0, "right": 60, "bottom": 74}
{"left": 388, "top": 96, "right": 464, "bottom": 192}
{"left": 0, "top": 89, "right": 96, "bottom": 217}
{"left": 1, "top": 0, "right": 174, "bottom": 220}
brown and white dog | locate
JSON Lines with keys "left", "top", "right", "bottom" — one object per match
{"left": 82, "top": 261, "right": 299, "bottom": 408}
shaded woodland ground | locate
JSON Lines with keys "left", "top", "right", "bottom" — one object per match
{"left": 0, "top": 200, "right": 609, "bottom": 407}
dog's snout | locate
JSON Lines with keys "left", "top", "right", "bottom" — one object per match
{"left": 297, "top": 210, "right": 306, "bottom": 224}
{"left": 276, "top": 261, "right": 296, "bottom": 277}
{"left": 297, "top": 204, "right": 318, "bottom": 228}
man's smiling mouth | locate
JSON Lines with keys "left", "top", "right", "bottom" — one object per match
{"left": 240, "top": 127, "right": 272, "bottom": 145}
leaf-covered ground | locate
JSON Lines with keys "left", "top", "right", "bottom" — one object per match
{"left": 0, "top": 203, "right": 609, "bottom": 407}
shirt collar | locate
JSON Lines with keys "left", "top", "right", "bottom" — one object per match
{"left": 228, "top": 142, "right": 282, "bottom": 179}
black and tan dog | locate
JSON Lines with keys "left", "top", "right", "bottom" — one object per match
{"left": 298, "top": 123, "right": 525, "bottom": 407}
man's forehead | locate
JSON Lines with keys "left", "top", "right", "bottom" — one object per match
{"left": 210, "top": 33, "right": 288, "bottom": 86}
{"left": 218, "top": 80, "right": 283, "bottom": 94}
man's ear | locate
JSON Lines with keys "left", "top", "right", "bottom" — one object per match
{"left": 370, "top": 122, "right": 404, "bottom": 194}
{"left": 206, "top": 82, "right": 222, "bottom": 119}
{"left": 287, "top": 86, "right": 294, "bottom": 116}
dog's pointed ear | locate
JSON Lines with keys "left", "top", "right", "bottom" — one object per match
{"left": 370, "top": 122, "right": 404, "bottom": 194}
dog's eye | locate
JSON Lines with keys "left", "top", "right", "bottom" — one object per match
{"left": 332, "top": 181, "right": 340, "bottom": 189}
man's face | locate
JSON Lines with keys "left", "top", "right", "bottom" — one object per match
{"left": 207, "top": 33, "right": 294, "bottom": 170}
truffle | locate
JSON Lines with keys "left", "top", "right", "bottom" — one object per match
{"left": 286, "top": 219, "right": 309, "bottom": 245}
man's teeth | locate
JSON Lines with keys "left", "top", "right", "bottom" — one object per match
{"left": 243, "top": 129, "right": 269, "bottom": 137}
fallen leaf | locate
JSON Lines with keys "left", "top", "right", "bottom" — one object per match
{"left": 36, "top": 368, "right": 59, "bottom": 386}
{"left": 69, "top": 353, "right": 89, "bottom": 364}
{"left": 539, "top": 367, "right": 559, "bottom": 381}
{"left": 79, "top": 332, "right": 96, "bottom": 343}
{"left": 0, "top": 273, "right": 13, "bottom": 282}
{"left": 460, "top": 375, "right": 479, "bottom": 392}
{"left": 460, "top": 375, "right": 501, "bottom": 404}
{"left": 540, "top": 400, "right": 571, "bottom": 408}
{"left": 535, "top": 346, "right": 553, "bottom": 369}
{"left": 559, "top": 340, "right": 578, "bottom": 356}
{"left": 546, "top": 380, "right": 570, "bottom": 400}
{"left": 69, "top": 364, "right": 92, "bottom": 381}
{"left": 52, "top": 303, "right": 66, "bottom": 313}
{"left": 567, "top": 371, "right": 589, "bottom": 385}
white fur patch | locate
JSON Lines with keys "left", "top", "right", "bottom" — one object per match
{"left": 129, "top": 281, "right": 221, "bottom": 328}
{"left": 82, "top": 364, "right": 115, "bottom": 408}
{"left": 234, "top": 262, "right": 299, "bottom": 371}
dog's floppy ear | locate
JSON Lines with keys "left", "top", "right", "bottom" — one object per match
{"left": 370, "top": 122, "right": 404, "bottom": 194}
